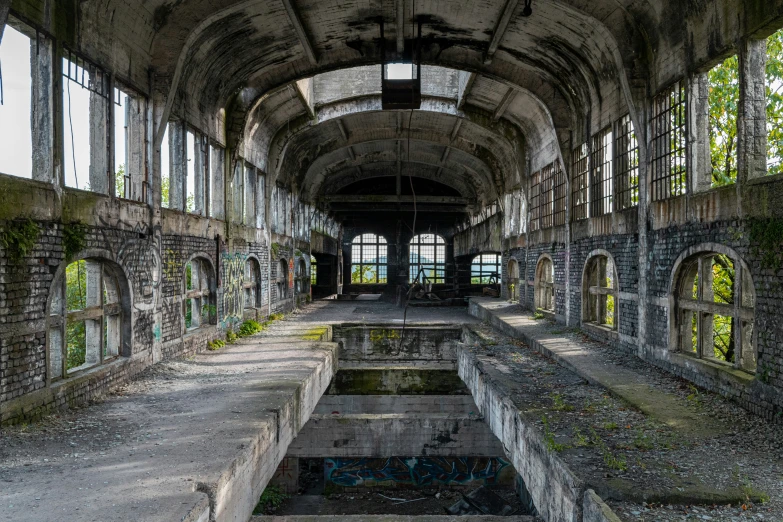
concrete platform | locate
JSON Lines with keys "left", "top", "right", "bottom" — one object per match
{"left": 0, "top": 320, "right": 337, "bottom": 522}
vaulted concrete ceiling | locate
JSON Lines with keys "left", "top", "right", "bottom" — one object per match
{"left": 78, "top": 0, "right": 667, "bottom": 212}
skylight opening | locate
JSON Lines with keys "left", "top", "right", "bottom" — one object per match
{"left": 385, "top": 63, "right": 415, "bottom": 80}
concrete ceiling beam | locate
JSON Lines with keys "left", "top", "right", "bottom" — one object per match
{"left": 493, "top": 88, "right": 517, "bottom": 121}
{"left": 396, "top": 0, "right": 405, "bottom": 54}
{"left": 484, "top": 0, "right": 520, "bottom": 65}
{"left": 281, "top": 0, "right": 318, "bottom": 66}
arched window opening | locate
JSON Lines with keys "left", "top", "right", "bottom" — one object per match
{"left": 244, "top": 257, "right": 261, "bottom": 310}
{"left": 295, "top": 258, "right": 307, "bottom": 294}
{"left": 351, "top": 234, "right": 388, "bottom": 284}
{"left": 675, "top": 252, "right": 755, "bottom": 372}
{"left": 583, "top": 255, "right": 617, "bottom": 329}
{"left": 409, "top": 234, "right": 446, "bottom": 284}
{"left": 310, "top": 255, "right": 317, "bottom": 285}
{"left": 277, "top": 259, "right": 289, "bottom": 299}
{"left": 184, "top": 258, "right": 213, "bottom": 330}
{"left": 507, "top": 258, "right": 520, "bottom": 302}
{"left": 535, "top": 257, "right": 554, "bottom": 313}
{"left": 471, "top": 253, "right": 501, "bottom": 284}
{"left": 49, "top": 259, "right": 123, "bottom": 379}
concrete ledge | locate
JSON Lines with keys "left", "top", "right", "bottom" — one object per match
{"left": 287, "top": 412, "right": 504, "bottom": 457}
{"left": 582, "top": 489, "right": 623, "bottom": 522}
{"left": 250, "top": 515, "right": 535, "bottom": 522}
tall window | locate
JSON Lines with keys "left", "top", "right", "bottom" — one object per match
{"left": 186, "top": 130, "right": 198, "bottom": 213}
{"left": 0, "top": 22, "right": 32, "bottom": 179}
{"left": 615, "top": 115, "right": 639, "bottom": 210}
{"left": 113, "top": 86, "right": 147, "bottom": 201}
{"left": 244, "top": 257, "right": 261, "bottom": 310}
{"left": 553, "top": 161, "right": 567, "bottom": 226}
{"left": 590, "top": 127, "right": 613, "bottom": 216}
{"left": 675, "top": 251, "right": 755, "bottom": 372}
{"left": 49, "top": 259, "right": 124, "bottom": 379}
{"left": 708, "top": 56, "right": 739, "bottom": 187}
{"left": 184, "top": 258, "right": 213, "bottom": 330}
{"left": 767, "top": 28, "right": 783, "bottom": 176}
{"left": 529, "top": 170, "right": 541, "bottom": 232}
{"left": 409, "top": 234, "right": 446, "bottom": 283}
{"left": 539, "top": 164, "right": 554, "bottom": 229}
{"left": 351, "top": 234, "right": 388, "bottom": 284}
{"left": 507, "top": 258, "right": 520, "bottom": 302}
{"left": 651, "top": 81, "right": 687, "bottom": 201}
{"left": 571, "top": 143, "right": 589, "bottom": 221}
{"left": 583, "top": 255, "right": 617, "bottom": 330}
{"left": 295, "top": 258, "right": 307, "bottom": 294}
{"left": 63, "top": 49, "right": 110, "bottom": 193}
{"left": 311, "top": 255, "right": 318, "bottom": 285}
{"left": 535, "top": 257, "right": 554, "bottom": 312}
{"left": 209, "top": 143, "right": 224, "bottom": 219}
{"left": 471, "top": 253, "right": 501, "bottom": 284}
{"left": 161, "top": 124, "right": 171, "bottom": 208}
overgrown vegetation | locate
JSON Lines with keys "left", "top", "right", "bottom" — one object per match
{"left": 65, "top": 260, "right": 87, "bottom": 369}
{"left": 0, "top": 219, "right": 40, "bottom": 265}
{"left": 541, "top": 415, "right": 566, "bottom": 453}
{"left": 253, "top": 484, "right": 288, "bottom": 515}
{"left": 63, "top": 222, "right": 88, "bottom": 261}
{"left": 207, "top": 339, "right": 225, "bottom": 351}
{"left": 747, "top": 217, "right": 783, "bottom": 269}
{"left": 708, "top": 55, "right": 739, "bottom": 187}
{"left": 551, "top": 393, "right": 574, "bottom": 412}
{"left": 767, "top": 29, "right": 783, "bottom": 176}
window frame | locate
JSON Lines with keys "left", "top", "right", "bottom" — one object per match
{"left": 651, "top": 81, "right": 688, "bottom": 201}
{"left": 614, "top": 114, "right": 639, "bottom": 210}
{"left": 277, "top": 258, "right": 289, "bottom": 300}
{"left": 590, "top": 126, "right": 613, "bottom": 216}
{"left": 571, "top": 143, "right": 589, "bottom": 222}
{"left": 48, "top": 258, "right": 127, "bottom": 381}
{"left": 529, "top": 170, "right": 541, "bottom": 232}
{"left": 244, "top": 256, "right": 262, "bottom": 310}
{"left": 471, "top": 253, "right": 501, "bottom": 285}
{"left": 183, "top": 257, "right": 214, "bottom": 332}
{"left": 351, "top": 233, "right": 389, "bottom": 284}
{"left": 534, "top": 255, "right": 555, "bottom": 313}
{"left": 672, "top": 247, "right": 756, "bottom": 373}
{"left": 582, "top": 253, "right": 618, "bottom": 331}
{"left": 409, "top": 233, "right": 447, "bottom": 284}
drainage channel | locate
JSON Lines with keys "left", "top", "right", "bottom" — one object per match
{"left": 254, "top": 325, "right": 537, "bottom": 521}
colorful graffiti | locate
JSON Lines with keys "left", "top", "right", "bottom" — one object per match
{"left": 221, "top": 252, "right": 246, "bottom": 328}
{"left": 324, "top": 457, "right": 511, "bottom": 488}
{"left": 288, "top": 258, "right": 295, "bottom": 289}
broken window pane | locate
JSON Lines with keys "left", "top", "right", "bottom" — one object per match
{"left": 708, "top": 55, "right": 739, "bottom": 187}
{"left": 0, "top": 23, "right": 33, "bottom": 179}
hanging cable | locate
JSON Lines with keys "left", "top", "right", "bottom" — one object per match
{"left": 399, "top": 1, "right": 418, "bottom": 351}
{"left": 66, "top": 78, "right": 80, "bottom": 189}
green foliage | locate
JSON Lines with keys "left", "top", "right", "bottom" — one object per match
{"left": 748, "top": 217, "right": 783, "bottom": 269}
{"left": 572, "top": 426, "right": 590, "bottom": 447}
{"left": 226, "top": 330, "right": 238, "bottom": 343}
{"left": 271, "top": 243, "right": 281, "bottom": 258}
{"left": 65, "top": 260, "right": 87, "bottom": 370}
{"left": 541, "top": 415, "right": 566, "bottom": 453}
{"left": 589, "top": 427, "right": 627, "bottom": 471}
{"left": 708, "top": 56, "right": 739, "bottom": 186}
{"left": 533, "top": 310, "right": 545, "bottom": 320}
{"left": 0, "top": 219, "right": 40, "bottom": 265}
{"left": 207, "top": 339, "right": 225, "bottom": 351}
{"left": 551, "top": 393, "right": 574, "bottom": 412}
{"left": 294, "top": 249, "right": 302, "bottom": 257}
{"left": 767, "top": 29, "right": 783, "bottom": 176}
{"left": 351, "top": 263, "right": 384, "bottom": 284}
{"left": 270, "top": 313, "right": 285, "bottom": 321}
{"left": 63, "top": 222, "right": 88, "bottom": 261}
{"left": 115, "top": 164, "right": 125, "bottom": 198}
{"left": 238, "top": 320, "right": 264, "bottom": 337}
{"left": 603, "top": 421, "right": 619, "bottom": 430}
{"left": 253, "top": 484, "right": 289, "bottom": 515}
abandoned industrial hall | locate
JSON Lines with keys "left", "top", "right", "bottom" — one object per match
{"left": 2, "top": 0, "right": 783, "bottom": 521}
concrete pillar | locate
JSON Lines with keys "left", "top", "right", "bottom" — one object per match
{"left": 127, "top": 96, "right": 146, "bottom": 201}
{"left": 738, "top": 38, "right": 768, "bottom": 184}
{"left": 169, "top": 121, "right": 186, "bottom": 211}
{"left": 194, "top": 135, "right": 207, "bottom": 215}
{"left": 245, "top": 165, "right": 255, "bottom": 226}
{"left": 89, "top": 90, "right": 109, "bottom": 194}
{"left": 84, "top": 261, "right": 102, "bottom": 367}
{"left": 211, "top": 145, "right": 225, "bottom": 220}
{"left": 256, "top": 172, "right": 265, "bottom": 229}
{"left": 31, "top": 33, "right": 54, "bottom": 183}
{"left": 688, "top": 73, "right": 712, "bottom": 193}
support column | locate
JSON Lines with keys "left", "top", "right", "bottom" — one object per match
{"left": 31, "top": 32, "right": 54, "bottom": 183}
{"left": 168, "top": 121, "right": 186, "bottom": 211}
{"left": 738, "top": 38, "right": 768, "bottom": 185}
{"left": 89, "top": 90, "right": 109, "bottom": 194}
{"left": 688, "top": 73, "right": 712, "bottom": 193}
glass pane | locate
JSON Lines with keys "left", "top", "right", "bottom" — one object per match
{"left": 0, "top": 25, "right": 32, "bottom": 179}
{"left": 712, "top": 314, "right": 735, "bottom": 363}
{"left": 66, "top": 260, "right": 87, "bottom": 312}
{"left": 711, "top": 255, "right": 734, "bottom": 304}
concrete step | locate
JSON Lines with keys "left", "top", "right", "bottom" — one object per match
{"left": 250, "top": 515, "right": 535, "bottom": 522}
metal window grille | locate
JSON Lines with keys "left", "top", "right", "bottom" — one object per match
{"left": 539, "top": 163, "right": 554, "bottom": 229}
{"left": 471, "top": 253, "right": 501, "bottom": 284}
{"left": 529, "top": 170, "right": 541, "bottom": 232}
{"left": 553, "top": 161, "right": 567, "bottom": 226}
{"left": 571, "top": 143, "right": 589, "bottom": 221}
{"left": 62, "top": 47, "right": 109, "bottom": 98}
{"left": 615, "top": 114, "right": 639, "bottom": 210}
{"left": 409, "top": 233, "right": 446, "bottom": 283}
{"left": 651, "top": 81, "right": 687, "bottom": 201}
{"left": 590, "top": 127, "right": 613, "bottom": 216}
{"left": 350, "top": 233, "right": 388, "bottom": 284}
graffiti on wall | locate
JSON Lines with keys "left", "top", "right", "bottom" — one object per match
{"left": 221, "top": 252, "right": 247, "bottom": 328}
{"left": 288, "top": 258, "right": 295, "bottom": 289}
{"left": 118, "top": 230, "right": 162, "bottom": 312}
{"left": 325, "top": 457, "right": 511, "bottom": 488}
